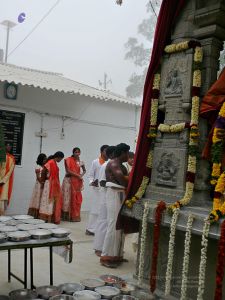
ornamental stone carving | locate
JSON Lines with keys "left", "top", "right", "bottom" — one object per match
{"left": 156, "top": 152, "right": 180, "bottom": 187}
{"left": 164, "top": 70, "right": 183, "bottom": 95}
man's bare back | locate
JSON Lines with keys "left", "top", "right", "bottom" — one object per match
{"left": 106, "top": 158, "right": 128, "bottom": 187}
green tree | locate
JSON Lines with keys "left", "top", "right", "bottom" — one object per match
{"left": 125, "top": 0, "right": 161, "bottom": 99}
{"left": 0, "top": 122, "right": 6, "bottom": 163}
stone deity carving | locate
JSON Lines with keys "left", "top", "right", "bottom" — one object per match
{"left": 156, "top": 152, "right": 179, "bottom": 187}
{"left": 165, "top": 70, "right": 183, "bottom": 95}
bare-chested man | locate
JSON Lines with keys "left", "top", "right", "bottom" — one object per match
{"left": 100, "top": 143, "right": 130, "bottom": 268}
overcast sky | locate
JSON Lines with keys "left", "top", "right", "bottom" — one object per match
{"left": 0, "top": 0, "right": 150, "bottom": 100}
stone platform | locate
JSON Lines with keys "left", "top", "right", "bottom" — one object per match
{"left": 123, "top": 201, "right": 224, "bottom": 299}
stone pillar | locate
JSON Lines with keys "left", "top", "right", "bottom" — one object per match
{"left": 124, "top": 1, "right": 225, "bottom": 299}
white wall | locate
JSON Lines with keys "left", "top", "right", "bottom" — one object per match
{"left": 0, "top": 83, "right": 141, "bottom": 214}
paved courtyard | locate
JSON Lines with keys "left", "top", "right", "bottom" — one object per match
{"left": 0, "top": 212, "right": 137, "bottom": 295}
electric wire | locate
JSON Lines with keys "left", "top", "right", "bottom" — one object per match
{"left": 149, "top": 0, "right": 158, "bottom": 19}
{"left": 7, "top": 0, "right": 61, "bottom": 58}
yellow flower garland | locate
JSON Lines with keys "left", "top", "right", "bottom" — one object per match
{"left": 210, "top": 172, "right": 225, "bottom": 222}
{"left": 164, "top": 41, "right": 189, "bottom": 54}
{"left": 158, "top": 123, "right": 186, "bottom": 133}
{"left": 146, "top": 150, "right": 153, "bottom": 169}
{"left": 191, "top": 97, "right": 200, "bottom": 125}
{"left": 150, "top": 99, "right": 159, "bottom": 126}
{"left": 219, "top": 102, "right": 225, "bottom": 117}
{"left": 153, "top": 74, "right": 160, "bottom": 90}
{"left": 210, "top": 102, "right": 225, "bottom": 189}
{"left": 125, "top": 176, "right": 149, "bottom": 208}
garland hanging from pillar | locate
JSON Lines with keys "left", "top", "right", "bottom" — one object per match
{"left": 165, "top": 208, "right": 180, "bottom": 296}
{"left": 138, "top": 201, "right": 151, "bottom": 286}
{"left": 125, "top": 40, "right": 203, "bottom": 211}
{"left": 150, "top": 201, "right": 166, "bottom": 293}
{"left": 197, "top": 218, "right": 210, "bottom": 300}
{"left": 209, "top": 102, "right": 225, "bottom": 223}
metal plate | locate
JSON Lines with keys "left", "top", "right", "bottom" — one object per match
{"left": 38, "top": 223, "right": 58, "bottom": 229}
{"left": 80, "top": 278, "right": 105, "bottom": 290}
{"left": 95, "top": 286, "right": 120, "bottom": 299}
{"left": 51, "top": 228, "right": 70, "bottom": 238}
{"left": 7, "top": 231, "right": 31, "bottom": 242}
{"left": 12, "top": 215, "right": 34, "bottom": 220}
{"left": 49, "top": 295, "right": 75, "bottom": 300}
{"left": 17, "top": 224, "right": 38, "bottom": 231}
{"left": 73, "top": 290, "right": 101, "bottom": 300}
{"left": 100, "top": 275, "right": 124, "bottom": 285}
{"left": 0, "top": 233, "right": 7, "bottom": 243}
{"left": 58, "top": 283, "right": 84, "bottom": 295}
{"left": 113, "top": 282, "right": 136, "bottom": 295}
{"left": 0, "top": 226, "right": 17, "bottom": 232}
{"left": 29, "top": 229, "right": 52, "bottom": 240}
{"left": 0, "top": 216, "right": 12, "bottom": 222}
{"left": 4, "top": 219, "right": 23, "bottom": 226}
{"left": 36, "top": 286, "right": 61, "bottom": 300}
{"left": 9, "top": 289, "right": 38, "bottom": 300}
{"left": 112, "top": 296, "right": 138, "bottom": 300}
{"left": 22, "top": 218, "right": 45, "bottom": 225}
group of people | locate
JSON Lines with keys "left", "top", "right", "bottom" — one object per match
{"left": 28, "top": 148, "right": 86, "bottom": 224}
{"left": 86, "top": 143, "right": 134, "bottom": 268}
{"left": 0, "top": 141, "right": 134, "bottom": 269}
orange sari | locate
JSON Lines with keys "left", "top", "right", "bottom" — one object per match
{"left": 62, "top": 157, "right": 83, "bottom": 221}
{"left": 39, "top": 159, "right": 62, "bottom": 224}
{"left": 0, "top": 153, "right": 15, "bottom": 204}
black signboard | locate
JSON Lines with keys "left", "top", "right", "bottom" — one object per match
{"left": 0, "top": 109, "right": 25, "bottom": 165}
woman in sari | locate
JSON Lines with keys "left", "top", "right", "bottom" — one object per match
{"left": 62, "top": 147, "right": 86, "bottom": 222}
{"left": 28, "top": 153, "right": 47, "bottom": 218}
{"left": 39, "top": 151, "right": 64, "bottom": 224}
{"left": 0, "top": 143, "right": 15, "bottom": 215}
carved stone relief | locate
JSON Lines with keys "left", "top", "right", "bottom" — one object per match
{"left": 159, "top": 51, "right": 193, "bottom": 124}
{"left": 156, "top": 152, "right": 180, "bottom": 187}
{"left": 164, "top": 70, "right": 183, "bottom": 95}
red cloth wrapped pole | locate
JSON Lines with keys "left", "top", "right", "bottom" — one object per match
{"left": 117, "top": 0, "right": 186, "bottom": 233}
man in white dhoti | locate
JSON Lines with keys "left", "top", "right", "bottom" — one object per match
{"left": 93, "top": 146, "right": 116, "bottom": 256}
{"left": 86, "top": 145, "right": 108, "bottom": 235}
{"left": 100, "top": 143, "right": 130, "bottom": 268}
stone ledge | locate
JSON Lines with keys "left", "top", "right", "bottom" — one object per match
{"left": 122, "top": 201, "right": 221, "bottom": 239}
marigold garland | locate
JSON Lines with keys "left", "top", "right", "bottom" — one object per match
{"left": 214, "top": 220, "right": 225, "bottom": 300}
{"left": 210, "top": 102, "right": 225, "bottom": 186}
{"left": 209, "top": 171, "right": 225, "bottom": 223}
{"left": 138, "top": 201, "right": 151, "bottom": 286}
{"left": 165, "top": 208, "right": 180, "bottom": 296}
{"left": 197, "top": 218, "right": 210, "bottom": 300}
{"left": 125, "top": 176, "right": 149, "bottom": 208}
{"left": 180, "top": 214, "right": 194, "bottom": 300}
{"left": 150, "top": 201, "right": 167, "bottom": 293}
